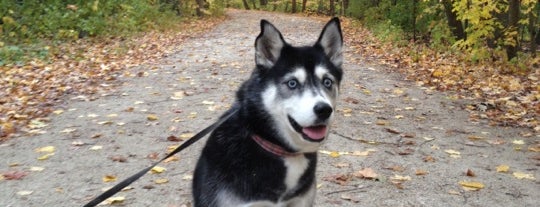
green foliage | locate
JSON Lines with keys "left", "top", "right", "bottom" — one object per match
{"left": 0, "top": 0, "right": 223, "bottom": 65}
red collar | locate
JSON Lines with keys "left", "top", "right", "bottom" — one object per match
{"left": 251, "top": 135, "right": 300, "bottom": 157}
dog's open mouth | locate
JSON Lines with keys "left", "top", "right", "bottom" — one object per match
{"left": 288, "top": 116, "right": 327, "bottom": 142}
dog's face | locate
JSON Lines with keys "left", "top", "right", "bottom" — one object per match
{"left": 254, "top": 18, "right": 343, "bottom": 153}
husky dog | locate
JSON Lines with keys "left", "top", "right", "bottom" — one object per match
{"left": 193, "top": 18, "right": 343, "bottom": 207}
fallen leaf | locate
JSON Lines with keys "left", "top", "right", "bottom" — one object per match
{"left": 30, "top": 166, "right": 45, "bottom": 172}
{"left": 147, "top": 114, "right": 159, "bottom": 121}
{"left": 72, "top": 141, "right": 85, "bottom": 146}
{"left": 109, "top": 155, "right": 127, "bottom": 163}
{"left": 37, "top": 153, "right": 54, "bottom": 160}
{"left": 60, "top": 128, "right": 77, "bottom": 133}
{"left": 35, "top": 146, "right": 55, "bottom": 153}
{"left": 415, "top": 169, "right": 428, "bottom": 175}
{"left": 466, "top": 169, "right": 475, "bottom": 177}
{"left": 385, "top": 128, "right": 400, "bottom": 134}
{"left": 3, "top": 171, "right": 28, "bottom": 180}
{"left": 52, "top": 109, "right": 64, "bottom": 115}
{"left": 155, "top": 178, "right": 169, "bottom": 184}
{"left": 459, "top": 181, "right": 484, "bottom": 191}
{"left": 332, "top": 162, "right": 350, "bottom": 168}
{"left": 202, "top": 100, "right": 215, "bottom": 105}
{"left": 323, "top": 174, "right": 352, "bottom": 185}
{"left": 329, "top": 151, "right": 341, "bottom": 158}
{"left": 424, "top": 155, "right": 435, "bottom": 162}
{"left": 397, "top": 148, "right": 414, "bottom": 155}
{"left": 512, "top": 140, "right": 525, "bottom": 145}
{"left": 16, "top": 191, "right": 33, "bottom": 196}
{"left": 528, "top": 144, "right": 540, "bottom": 152}
{"left": 444, "top": 149, "right": 461, "bottom": 158}
{"left": 340, "top": 193, "right": 360, "bottom": 203}
{"left": 179, "top": 133, "right": 194, "bottom": 139}
{"left": 496, "top": 165, "right": 509, "bottom": 173}
{"left": 354, "top": 168, "right": 378, "bottom": 179}
{"left": 167, "top": 135, "right": 182, "bottom": 142}
{"left": 105, "top": 196, "right": 125, "bottom": 204}
{"left": 151, "top": 166, "right": 166, "bottom": 174}
{"left": 90, "top": 145, "right": 103, "bottom": 151}
{"left": 391, "top": 174, "right": 411, "bottom": 181}
{"left": 512, "top": 172, "right": 535, "bottom": 180}
{"left": 351, "top": 149, "right": 377, "bottom": 156}
{"left": 467, "top": 135, "right": 485, "bottom": 140}
{"left": 103, "top": 175, "right": 117, "bottom": 182}
{"left": 375, "top": 120, "right": 388, "bottom": 126}
{"left": 448, "top": 190, "right": 461, "bottom": 195}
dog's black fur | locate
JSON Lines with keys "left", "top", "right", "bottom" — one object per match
{"left": 193, "top": 18, "right": 343, "bottom": 206}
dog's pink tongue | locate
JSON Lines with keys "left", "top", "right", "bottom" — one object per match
{"left": 302, "top": 126, "right": 327, "bottom": 140}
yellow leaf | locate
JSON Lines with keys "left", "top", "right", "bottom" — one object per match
{"left": 496, "top": 165, "right": 509, "bottom": 173}
{"left": 329, "top": 151, "right": 341, "bottom": 158}
{"left": 147, "top": 114, "right": 159, "bottom": 121}
{"left": 103, "top": 175, "right": 117, "bottom": 182}
{"left": 154, "top": 178, "right": 169, "bottom": 184}
{"left": 513, "top": 172, "right": 535, "bottom": 180}
{"left": 467, "top": 135, "right": 485, "bottom": 140}
{"left": 459, "top": 181, "right": 484, "bottom": 191}
{"left": 37, "top": 153, "right": 54, "bottom": 160}
{"left": 512, "top": 140, "right": 525, "bottom": 145}
{"left": 89, "top": 145, "right": 103, "bottom": 151}
{"left": 151, "top": 166, "right": 166, "bottom": 174}
{"left": 35, "top": 146, "right": 55, "bottom": 153}
{"left": 179, "top": 133, "right": 194, "bottom": 139}
{"left": 375, "top": 120, "right": 388, "bottom": 126}
{"left": 362, "top": 89, "right": 371, "bottom": 95}
{"left": 393, "top": 89, "right": 404, "bottom": 95}
{"left": 188, "top": 112, "right": 198, "bottom": 119}
{"left": 105, "top": 196, "right": 125, "bottom": 204}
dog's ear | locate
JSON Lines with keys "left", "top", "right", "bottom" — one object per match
{"left": 315, "top": 18, "right": 343, "bottom": 67}
{"left": 255, "top": 20, "right": 286, "bottom": 68}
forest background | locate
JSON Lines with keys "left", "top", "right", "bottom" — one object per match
{"left": 0, "top": 0, "right": 538, "bottom": 140}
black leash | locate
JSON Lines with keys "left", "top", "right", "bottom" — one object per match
{"left": 83, "top": 109, "right": 238, "bottom": 207}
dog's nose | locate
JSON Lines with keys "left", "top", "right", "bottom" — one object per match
{"left": 314, "top": 102, "right": 333, "bottom": 120}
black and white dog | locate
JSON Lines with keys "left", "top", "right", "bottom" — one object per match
{"left": 193, "top": 18, "right": 343, "bottom": 207}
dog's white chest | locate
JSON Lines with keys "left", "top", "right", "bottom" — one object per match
{"left": 283, "top": 155, "right": 309, "bottom": 191}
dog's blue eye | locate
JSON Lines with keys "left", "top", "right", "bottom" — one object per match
{"left": 323, "top": 78, "right": 333, "bottom": 88}
{"left": 287, "top": 79, "right": 298, "bottom": 89}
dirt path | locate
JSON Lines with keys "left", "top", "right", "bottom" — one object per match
{"left": 1, "top": 10, "right": 538, "bottom": 207}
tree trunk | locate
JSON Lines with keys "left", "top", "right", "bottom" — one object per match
{"left": 292, "top": 0, "right": 297, "bottom": 13}
{"left": 329, "top": 0, "right": 335, "bottom": 15}
{"left": 529, "top": 2, "right": 538, "bottom": 57}
{"left": 195, "top": 0, "right": 209, "bottom": 16}
{"left": 251, "top": 0, "right": 257, "bottom": 9}
{"left": 242, "top": 0, "right": 251, "bottom": 10}
{"left": 342, "top": 0, "right": 349, "bottom": 15}
{"left": 302, "top": 0, "right": 307, "bottom": 12}
{"left": 506, "top": 0, "right": 520, "bottom": 60}
{"left": 260, "top": 0, "right": 268, "bottom": 6}
{"left": 442, "top": 0, "right": 466, "bottom": 40}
